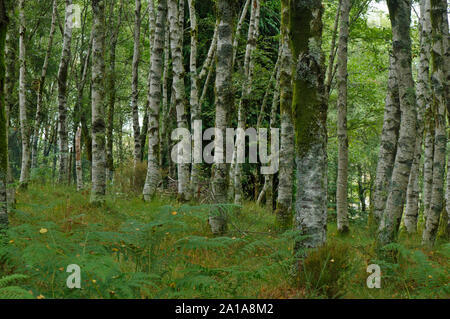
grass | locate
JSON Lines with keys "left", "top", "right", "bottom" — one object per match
{"left": 0, "top": 183, "right": 448, "bottom": 299}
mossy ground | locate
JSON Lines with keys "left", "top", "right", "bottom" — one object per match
{"left": 0, "top": 183, "right": 448, "bottom": 299}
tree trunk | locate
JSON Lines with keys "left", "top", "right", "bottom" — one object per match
{"left": 289, "top": 0, "right": 328, "bottom": 252}
{"left": 422, "top": 0, "right": 447, "bottom": 247}
{"left": 372, "top": 56, "right": 400, "bottom": 228}
{"left": 106, "top": 0, "right": 123, "bottom": 183}
{"left": 405, "top": 0, "right": 431, "bottom": 234}
{"left": 209, "top": 0, "right": 234, "bottom": 235}
{"left": 90, "top": 0, "right": 107, "bottom": 205}
{"left": 377, "top": 0, "right": 417, "bottom": 247}
{"left": 143, "top": 0, "right": 167, "bottom": 201}
{"left": 18, "top": 0, "right": 30, "bottom": 188}
{"left": 275, "top": 0, "right": 294, "bottom": 231}
{"left": 168, "top": 0, "right": 190, "bottom": 201}
{"left": 75, "top": 126, "right": 83, "bottom": 191}
{"left": 188, "top": 0, "right": 202, "bottom": 200}
{"left": 31, "top": 0, "right": 57, "bottom": 170}
{"left": 131, "top": 0, "right": 142, "bottom": 171}
{"left": 234, "top": 0, "right": 260, "bottom": 205}
{"left": 57, "top": 0, "right": 73, "bottom": 184}
{"left": 0, "top": 0, "right": 8, "bottom": 232}
{"left": 336, "top": 0, "right": 350, "bottom": 234}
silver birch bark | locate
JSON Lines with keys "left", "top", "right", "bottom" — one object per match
{"left": 31, "top": 0, "right": 57, "bottom": 169}
{"left": 188, "top": 0, "right": 201, "bottom": 199}
{"left": 90, "top": 0, "right": 107, "bottom": 204}
{"left": 0, "top": 0, "right": 8, "bottom": 232}
{"left": 210, "top": 0, "right": 234, "bottom": 234}
{"left": 131, "top": 0, "right": 142, "bottom": 170}
{"left": 290, "top": 0, "right": 328, "bottom": 251}
{"left": 372, "top": 57, "right": 400, "bottom": 227}
{"left": 168, "top": 0, "right": 190, "bottom": 201}
{"left": 143, "top": 0, "right": 167, "bottom": 201}
{"left": 275, "top": 0, "right": 293, "bottom": 230}
{"left": 336, "top": 0, "right": 350, "bottom": 234}
{"left": 377, "top": 0, "right": 418, "bottom": 247}
{"left": 422, "top": 0, "right": 447, "bottom": 247}
{"left": 5, "top": 8, "right": 15, "bottom": 207}
{"left": 18, "top": 0, "right": 30, "bottom": 188}
{"left": 57, "top": 0, "right": 73, "bottom": 184}
{"left": 405, "top": 0, "right": 431, "bottom": 233}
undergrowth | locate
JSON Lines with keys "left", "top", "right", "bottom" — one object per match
{"left": 0, "top": 184, "right": 448, "bottom": 299}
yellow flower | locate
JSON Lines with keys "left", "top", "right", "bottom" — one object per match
{"left": 330, "top": 259, "right": 335, "bottom": 263}
{"left": 428, "top": 275, "right": 433, "bottom": 279}
{"left": 171, "top": 211, "right": 177, "bottom": 216}
{"left": 92, "top": 279, "right": 97, "bottom": 284}
{"left": 39, "top": 228, "right": 48, "bottom": 234}
{"left": 37, "top": 294, "right": 45, "bottom": 299}
{"left": 112, "top": 248, "right": 119, "bottom": 252}
{"left": 8, "top": 240, "right": 14, "bottom": 244}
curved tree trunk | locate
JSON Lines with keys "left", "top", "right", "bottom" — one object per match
{"left": 372, "top": 56, "right": 400, "bottom": 228}
{"left": 336, "top": 0, "right": 350, "bottom": 234}
{"left": 31, "top": 0, "right": 57, "bottom": 170}
{"left": 90, "top": 0, "right": 107, "bottom": 205}
{"left": 209, "top": 0, "right": 234, "bottom": 235}
{"left": 377, "top": 0, "right": 417, "bottom": 247}
{"left": 143, "top": 0, "right": 167, "bottom": 201}
{"left": 289, "top": 0, "right": 328, "bottom": 252}
{"left": 57, "top": 0, "right": 73, "bottom": 185}
{"left": 275, "top": 0, "right": 294, "bottom": 231}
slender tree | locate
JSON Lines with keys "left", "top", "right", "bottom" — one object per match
{"left": 422, "top": 0, "right": 447, "bottom": 246}
{"left": 143, "top": 0, "right": 167, "bottom": 201}
{"left": 209, "top": 0, "right": 234, "bottom": 235}
{"left": 57, "top": 0, "right": 74, "bottom": 184}
{"left": 18, "top": 0, "right": 30, "bottom": 188}
{"left": 168, "top": 0, "right": 190, "bottom": 201}
{"left": 336, "top": 0, "right": 350, "bottom": 234}
{"left": 131, "top": 0, "right": 142, "bottom": 170}
{"left": 405, "top": 0, "right": 431, "bottom": 233}
{"left": 90, "top": 0, "right": 107, "bottom": 204}
{"left": 274, "top": 0, "right": 294, "bottom": 230}
{"left": 289, "top": 0, "right": 328, "bottom": 252}
{"left": 0, "top": 0, "right": 8, "bottom": 232}
{"left": 31, "top": 0, "right": 57, "bottom": 169}
{"left": 378, "top": 0, "right": 417, "bottom": 247}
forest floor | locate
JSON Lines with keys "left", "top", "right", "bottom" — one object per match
{"left": 0, "top": 183, "right": 448, "bottom": 299}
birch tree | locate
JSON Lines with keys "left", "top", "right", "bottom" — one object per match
{"left": 143, "top": 0, "right": 167, "bottom": 201}
{"left": 57, "top": 0, "right": 73, "bottom": 184}
{"left": 131, "top": 0, "right": 142, "bottom": 170}
{"left": 90, "top": 0, "right": 107, "bottom": 204}
{"left": 18, "top": 0, "right": 30, "bottom": 188}
{"left": 405, "top": 0, "right": 431, "bottom": 233}
{"left": 168, "top": 0, "right": 190, "bottom": 201}
{"left": 31, "top": 0, "right": 57, "bottom": 169}
{"left": 377, "top": 0, "right": 417, "bottom": 247}
{"left": 336, "top": 0, "right": 350, "bottom": 234}
{"left": 289, "top": 0, "right": 328, "bottom": 251}
{"left": 209, "top": 0, "right": 234, "bottom": 235}
{"left": 422, "top": 0, "right": 447, "bottom": 246}
{"left": 0, "top": 0, "right": 8, "bottom": 232}
{"left": 274, "top": 0, "right": 293, "bottom": 230}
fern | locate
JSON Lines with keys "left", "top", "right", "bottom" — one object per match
{"left": 0, "top": 274, "right": 32, "bottom": 299}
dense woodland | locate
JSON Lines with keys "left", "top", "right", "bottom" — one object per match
{"left": 0, "top": 0, "right": 448, "bottom": 299}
